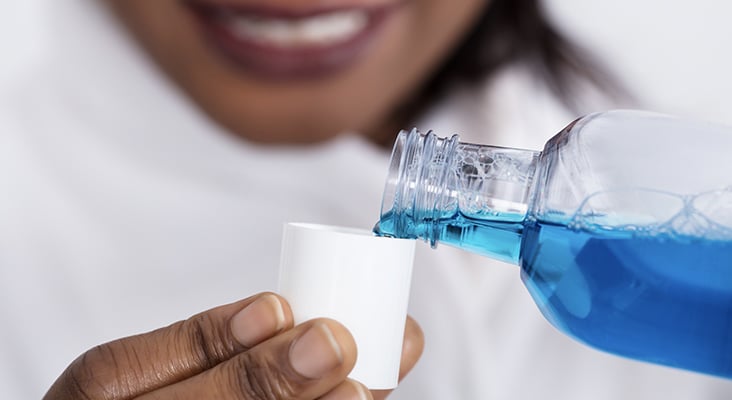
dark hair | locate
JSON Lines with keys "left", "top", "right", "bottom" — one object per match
{"left": 400, "top": 0, "right": 626, "bottom": 125}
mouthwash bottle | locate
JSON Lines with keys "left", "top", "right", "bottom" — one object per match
{"left": 375, "top": 110, "right": 732, "bottom": 379}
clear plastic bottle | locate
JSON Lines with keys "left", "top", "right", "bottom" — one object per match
{"left": 375, "top": 110, "right": 732, "bottom": 378}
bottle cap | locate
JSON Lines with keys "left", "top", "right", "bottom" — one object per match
{"left": 278, "top": 222, "right": 416, "bottom": 389}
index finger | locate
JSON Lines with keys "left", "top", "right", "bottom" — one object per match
{"left": 44, "top": 293, "right": 293, "bottom": 400}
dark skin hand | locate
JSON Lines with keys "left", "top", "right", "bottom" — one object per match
{"left": 44, "top": 292, "right": 424, "bottom": 400}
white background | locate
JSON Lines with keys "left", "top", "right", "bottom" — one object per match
{"left": 1, "top": 0, "right": 731, "bottom": 125}
{"left": 1, "top": 1, "right": 46, "bottom": 85}
{"left": 544, "top": 0, "right": 732, "bottom": 125}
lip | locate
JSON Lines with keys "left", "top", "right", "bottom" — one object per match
{"left": 185, "top": 1, "right": 403, "bottom": 80}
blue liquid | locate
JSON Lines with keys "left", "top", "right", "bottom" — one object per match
{"left": 375, "top": 212, "right": 732, "bottom": 378}
{"left": 521, "top": 220, "right": 732, "bottom": 378}
{"left": 375, "top": 210, "right": 525, "bottom": 264}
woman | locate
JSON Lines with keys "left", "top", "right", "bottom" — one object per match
{"left": 2, "top": 0, "right": 731, "bottom": 398}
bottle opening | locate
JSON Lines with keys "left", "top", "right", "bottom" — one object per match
{"left": 379, "top": 129, "right": 410, "bottom": 228}
{"left": 375, "top": 129, "right": 461, "bottom": 244}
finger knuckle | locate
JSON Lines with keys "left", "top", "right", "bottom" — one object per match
{"left": 225, "top": 351, "right": 298, "bottom": 400}
{"left": 179, "top": 313, "right": 237, "bottom": 371}
{"left": 60, "top": 346, "right": 118, "bottom": 400}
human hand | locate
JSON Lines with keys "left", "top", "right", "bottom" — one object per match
{"left": 43, "top": 292, "right": 424, "bottom": 400}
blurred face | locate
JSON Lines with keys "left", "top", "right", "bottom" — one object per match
{"left": 107, "top": 0, "right": 488, "bottom": 144}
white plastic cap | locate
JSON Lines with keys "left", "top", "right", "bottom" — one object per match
{"left": 278, "top": 222, "right": 416, "bottom": 389}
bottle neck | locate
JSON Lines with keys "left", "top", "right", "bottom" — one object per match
{"left": 376, "top": 129, "right": 540, "bottom": 263}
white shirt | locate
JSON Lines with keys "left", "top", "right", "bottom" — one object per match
{"left": 1, "top": 1, "right": 731, "bottom": 399}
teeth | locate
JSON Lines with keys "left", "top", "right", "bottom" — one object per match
{"left": 225, "top": 10, "right": 368, "bottom": 47}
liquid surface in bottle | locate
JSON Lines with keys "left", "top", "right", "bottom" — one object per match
{"left": 375, "top": 210, "right": 525, "bottom": 264}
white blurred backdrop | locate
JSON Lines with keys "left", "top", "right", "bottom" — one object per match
{"left": 545, "top": 0, "right": 732, "bottom": 125}
{"left": 0, "top": 1, "right": 47, "bottom": 85}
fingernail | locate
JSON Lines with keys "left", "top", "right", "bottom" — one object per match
{"left": 231, "top": 294, "right": 286, "bottom": 347}
{"left": 320, "top": 380, "right": 371, "bottom": 400}
{"left": 289, "top": 322, "right": 344, "bottom": 379}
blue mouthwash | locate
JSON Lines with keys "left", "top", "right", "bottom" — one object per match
{"left": 375, "top": 110, "right": 732, "bottom": 379}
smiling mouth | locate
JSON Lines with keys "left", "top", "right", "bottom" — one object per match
{"left": 186, "top": 2, "right": 403, "bottom": 80}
